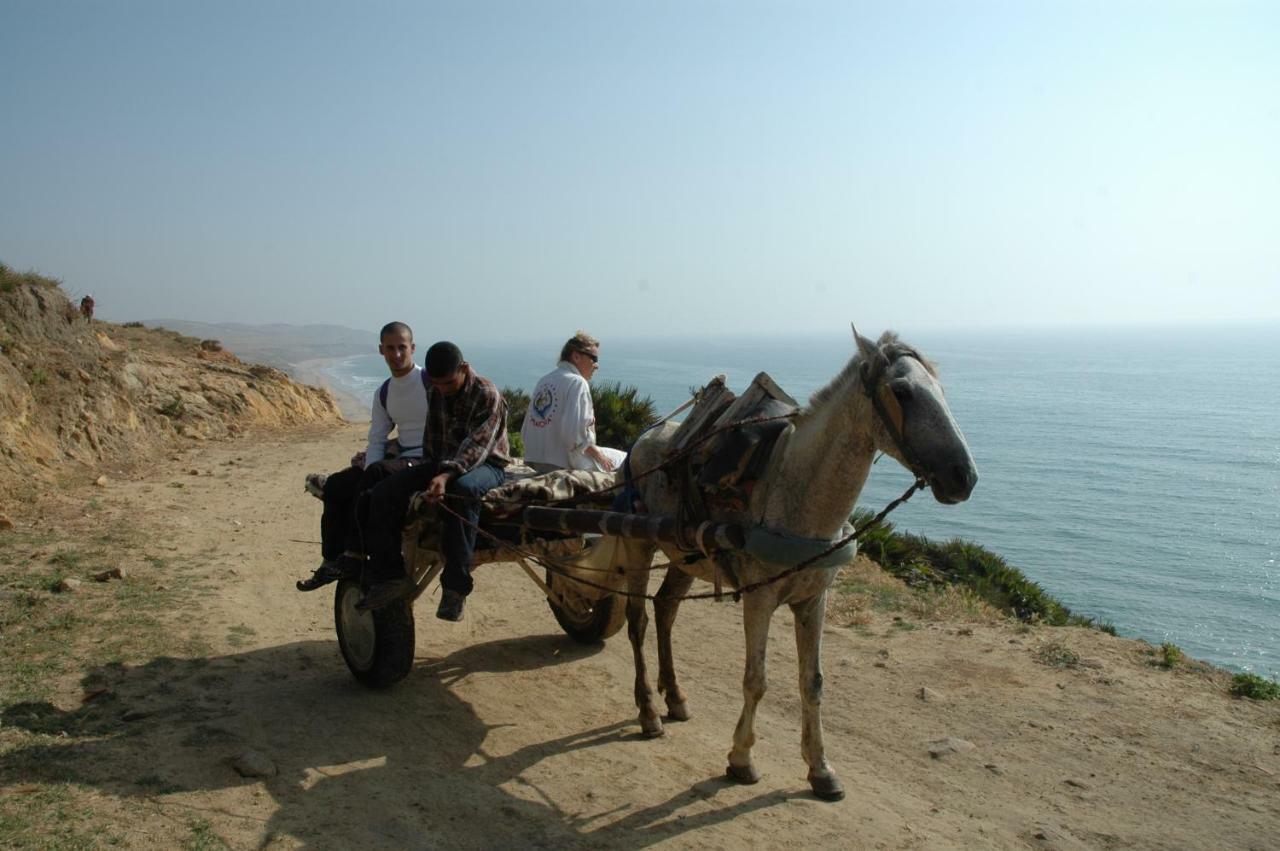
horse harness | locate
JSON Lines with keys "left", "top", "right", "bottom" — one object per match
{"left": 664, "top": 351, "right": 928, "bottom": 596}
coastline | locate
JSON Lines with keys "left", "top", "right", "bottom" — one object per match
{"left": 286, "top": 357, "right": 369, "bottom": 422}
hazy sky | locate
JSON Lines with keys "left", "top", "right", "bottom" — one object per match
{"left": 2, "top": 1, "right": 1277, "bottom": 341}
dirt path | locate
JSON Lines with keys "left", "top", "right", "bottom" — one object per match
{"left": 5, "top": 423, "right": 1277, "bottom": 850}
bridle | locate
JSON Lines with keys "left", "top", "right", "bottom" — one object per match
{"left": 858, "top": 346, "right": 929, "bottom": 486}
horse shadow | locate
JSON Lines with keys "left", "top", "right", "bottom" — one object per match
{"left": 1, "top": 633, "right": 807, "bottom": 847}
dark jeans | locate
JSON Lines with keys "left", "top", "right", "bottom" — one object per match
{"left": 320, "top": 458, "right": 419, "bottom": 559}
{"left": 365, "top": 460, "right": 506, "bottom": 595}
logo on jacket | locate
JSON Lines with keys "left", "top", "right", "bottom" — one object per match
{"left": 529, "top": 385, "right": 557, "bottom": 427}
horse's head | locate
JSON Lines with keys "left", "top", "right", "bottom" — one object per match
{"left": 853, "top": 327, "right": 978, "bottom": 505}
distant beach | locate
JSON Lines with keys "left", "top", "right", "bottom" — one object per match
{"left": 287, "top": 358, "right": 367, "bottom": 421}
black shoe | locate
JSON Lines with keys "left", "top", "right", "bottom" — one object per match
{"left": 436, "top": 589, "right": 466, "bottom": 622}
{"left": 296, "top": 556, "right": 362, "bottom": 592}
{"left": 356, "top": 577, "right": 414, "bottom": 611}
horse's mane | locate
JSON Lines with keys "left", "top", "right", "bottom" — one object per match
{"left": 806, "top": 331, "right": 938, "bottom": 409}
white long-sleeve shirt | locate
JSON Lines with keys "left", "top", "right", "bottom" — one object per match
{"left": 521, "top": 361, "right": 597, "bottom": 470}
{"left": 364, "top": 365, "right": 430, "bottom": 465}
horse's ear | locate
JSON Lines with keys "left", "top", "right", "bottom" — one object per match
{"left": 851, "top": 323, "right": 878, "bottom": 360}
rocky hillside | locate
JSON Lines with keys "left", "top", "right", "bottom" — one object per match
{"left": 0, "top": 266, "right": 342, "bottom": 497}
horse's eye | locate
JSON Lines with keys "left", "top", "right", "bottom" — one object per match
{"left": 891, "top": 382, "right": 913, "bottom": 405}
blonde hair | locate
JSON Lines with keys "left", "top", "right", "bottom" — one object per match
{"left": 559, "top": 331, "right": 600, "bottom": 363}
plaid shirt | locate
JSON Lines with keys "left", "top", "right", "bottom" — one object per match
{"left": 424, "top": 364, "right": 511, "bottom": 476}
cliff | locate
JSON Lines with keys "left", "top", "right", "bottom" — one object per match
{"left": 0, "top": 266, "right": 342, "bottom": 497}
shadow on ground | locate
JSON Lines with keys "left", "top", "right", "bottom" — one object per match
{"left": 2, "top": 633, "right": 799, "bottom": 848}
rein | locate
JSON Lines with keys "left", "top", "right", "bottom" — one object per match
{"left": 859, "top": 349, "right": 929, "bottom": 482}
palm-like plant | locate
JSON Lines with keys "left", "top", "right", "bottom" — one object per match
{"left": 591, "top": 381, "right": 658, "bottom": 450}
{"left": 501, "top": 386, "right": 530, "bottom": 429}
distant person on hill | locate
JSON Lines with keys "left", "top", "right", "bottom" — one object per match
{"left": 79, "top": 294, "right": 95, "bottom": 322}
{"left": 520, "top": 331, "right": 627, "bottom": 474}
{"left": 356, "top": 341, "right": 510, "bottom": 621}
{"left": 295, "top": 321, "right": 430, "bottom": 592}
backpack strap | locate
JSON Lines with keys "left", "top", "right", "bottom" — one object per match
{"left": 379, "top": 369, "right": 429, "bottom": 413}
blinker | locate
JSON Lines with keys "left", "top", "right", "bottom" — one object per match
{"left": 877, "top": 382, "right": 905, "bottom": 435}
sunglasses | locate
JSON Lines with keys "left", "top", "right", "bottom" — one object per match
{"left": 578, "top": 350, "right": 599, "bottom": 364}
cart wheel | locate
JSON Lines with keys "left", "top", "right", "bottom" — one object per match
{"left": 335, "top": 579, "right": 415, "bottom": 687}
{"left": 545, "top": 569, "right": 626, "bottom": 643}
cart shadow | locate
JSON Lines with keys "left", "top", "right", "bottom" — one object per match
{"left": 1, "top": 635, "right": 807, "bottom": 847}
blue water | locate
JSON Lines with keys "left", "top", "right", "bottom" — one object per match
{"left": 316, "top": 327, "right": 1280, "bottom": 678}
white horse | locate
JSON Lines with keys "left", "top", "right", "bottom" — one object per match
{"left": 613, "top": 328, "right": 977, "bottom": 800}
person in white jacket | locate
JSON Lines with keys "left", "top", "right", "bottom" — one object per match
{"left": 520, "top": 331, "right": 627, "bottom": 474}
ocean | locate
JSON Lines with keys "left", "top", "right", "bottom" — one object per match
{"left": 312, "top": 327, "right": 1280, "bottom": 679}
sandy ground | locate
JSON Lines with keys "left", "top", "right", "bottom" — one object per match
{"left": 7, "top": 422, "right": 1278, "bottom": 850}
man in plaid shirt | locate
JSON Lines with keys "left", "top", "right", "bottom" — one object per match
{"left": 357, "top": 341, "right": 510, "bottom": 620}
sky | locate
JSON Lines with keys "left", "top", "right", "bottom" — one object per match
{"left": 2, "top": 0, "right": 1278, "bottom": 342}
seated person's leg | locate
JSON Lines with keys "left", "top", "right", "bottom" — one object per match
{"left": 356, "top": 462, "right": 439, "bottom": 609}
{"left": 299, "top": 459, "right": 424, "bottom": 592}
{"left": 346, "top": 457, "right": 418, "bottom": 555}
{"left": 439, "top": 463, "right": 507, "bottom": 598}
{"left": 319, "top": 466, "right": 365, "bottom": 561}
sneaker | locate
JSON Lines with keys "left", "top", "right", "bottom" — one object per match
{"left": 355, "top": 577, "right": 414, "bottom": 611}
{"left": 436, "top": 588, "right": 466, "bottom": 622}
{"left": 295, "top": 556, "right": 361, "bottom": 592}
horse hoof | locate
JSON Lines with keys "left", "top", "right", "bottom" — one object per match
{"left": 810, "top": 775, "right": 845, "bottom": 801}
{"left": 665, "top": 701, "right": 691, "bottom": 722}
{"left": 725, "top": 763, "right": 761, "bottom": 785}
{"left": 640, "top": 716, "right": 665, "bottom": 739}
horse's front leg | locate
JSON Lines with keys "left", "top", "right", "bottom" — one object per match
{"left": 726, "top": 590, "right": 777, "bottom": 784}
{"left": 654, "top": 567, "right": 696, "bottom": 721}
{"left": 791, "top": 591, "right": 844, "bottom": 801}
{"left": 625, "top": 568, "right": 664, "bottom": 738}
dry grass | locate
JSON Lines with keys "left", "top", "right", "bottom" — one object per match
{"left": 828, "top": 556, "right": 1004, "bottom": 628}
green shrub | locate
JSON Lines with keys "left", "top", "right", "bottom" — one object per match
{"left": 29, "top": 369, "right": 48, "bottom": 386}
{"left": 591, "top": 381, "right": 658, "bottom": 449}
{"left": 851, "top": 508, "right": 1088, "bottom": 626}
{"left": 508, "top": 431, "right": 525, "bottom": 457}
{"left": 1230, "top": 673, "right": 1280, "bottom": 700}
{"left": 160, "top": 397, "right": 185, "bottom": 418}
{"left": 501, "top": 387, "right": 529, "bottom": 430}
{"left": 1157, "top": 642, "right": 1183, "bottom": 669}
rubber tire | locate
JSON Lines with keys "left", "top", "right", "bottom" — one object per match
{"left": 334, "top": 579, "right": 415, "bottom": 688}
{"left": 545, "top": 569, "right": 627, "bottom": 644}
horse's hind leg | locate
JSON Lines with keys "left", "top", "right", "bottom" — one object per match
{"left": 726, "top": 591, "right": 776, "bottom": 784}
{"left": 791, "top": 592, "right": 844, "bottom": 801}
{"left": 654, "top": 567, "right": 695, "bottom": 721}
{"left": 625, "top": 568, "right": 664, "bottom": 738}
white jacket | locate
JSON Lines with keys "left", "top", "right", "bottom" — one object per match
{"left": 520, "top": 361, "right": 597, "bottom": 470}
